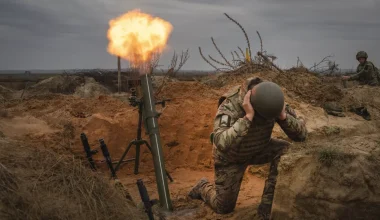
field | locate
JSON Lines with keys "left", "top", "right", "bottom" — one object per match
{"left": 0, "top": 70, "right": 210, "bottom": 92}
{"left": 1, "top": 68, "right": 380, "bottom": 220}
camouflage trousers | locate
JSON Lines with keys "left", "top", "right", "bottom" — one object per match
{"left": 198, "top": 138, "right": 289, "bottom": 214}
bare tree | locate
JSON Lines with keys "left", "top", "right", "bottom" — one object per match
{"left": 149, "top": 51, "right": 161, "bottom": 74}
{"left": 325, "top": 61, "right": 340, "bottom": 74}
{"left": 198, "top": 13, "right": 282, "bottom": 74}
{"left": 167, "top": 49, "right": 190, "bottom": 77}
{"left": 154, "top": 49, "right": 190, "bottom": 96}
{"left": 308, "top": 55, "right": 334, "bottom": 72}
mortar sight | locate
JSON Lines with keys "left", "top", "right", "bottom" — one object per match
{"left": 130, "top": 88, "right": 137, "bottom": 96}
{"left": 128, "top": 88, "right": 139, "bottom": 107}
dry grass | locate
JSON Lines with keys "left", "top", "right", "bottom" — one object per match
{"left": 318, "top": 147, "right": 355, "bottom": 167}
{"left": 0, "top": 138, "right": 145, "bottom": 220}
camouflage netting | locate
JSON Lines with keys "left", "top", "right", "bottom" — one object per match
{"left": 0, "top": 138, "right": 145, "bottom": 220}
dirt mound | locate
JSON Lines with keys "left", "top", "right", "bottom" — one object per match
{"left": 0, "top": 138, "right": 145, "bottom": 220}
{"left": 158, "top": 81, "right": 221, "bottom": 100}
{"left": 21, "top": 75, "right": 110, "bottom": 99}
{"left": 74, "top": 77, "right": 111, "bottom": 98}
{"left": 272, "top": 134, "right": 380, "bottom": 220}
{"left": 272, "top": 71, "right": 343, "bottom": 106}
{"left": 80, "top": 113, "right": 130, "bottom": 160}
{"left": 26, "top": 75, "right": 85, "bottom": 97}
{"left": 0, "top": 115, "right": 58, "bottom": 138}
{"left": 286, "top": 66, "right": 310, "bottom": 73}
{"left": 199, "top": 71, "right": 265, "bottom": 89}
{"left": 199, "top": 70, "right": 343, "bottom": 107}
{"left": 340, "top": 86, "right": 380, "bottom": 112}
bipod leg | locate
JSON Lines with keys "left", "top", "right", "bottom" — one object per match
{"left": 134, "top": 141, "right": 141, "bottom": 175}
{"left": 143, "top": 140, "right": 174, "bottom": 183}
{"left": 80, "top": 133, "right": 98, "bottom": 171}
{"left": 99, "top": 139, "right": 117, "bottom": 179}
{"left": 165, "top": 170, "right": 174, "bottom": 183}
{"left": 115, "top": 141, "right": 136, "bottom": 171}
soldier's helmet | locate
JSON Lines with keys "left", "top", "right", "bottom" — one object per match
{"left": 356, "top": 51, "right": 368, "bottom": 60}
{"left": 250, "top": 82, "right": 284, "bottom": 119}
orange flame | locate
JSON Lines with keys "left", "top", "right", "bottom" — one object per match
{"left": 107, "top": 9, "right": 173, "bottom": 65}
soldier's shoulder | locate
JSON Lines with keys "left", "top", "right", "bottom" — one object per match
{"left": 217, "top": 85, "right": 242, "bottom": 115}
{"left": 222, "top": 85, "right": 241, "bottom": 99}
{"left": 218, "top": 85, "right": 240, "bottom": 106}
{"left": 364, "top": 62, "right": 375, "bottom": 69}
{"left": 364, "top": 61, "right": 374, "bottom": 66}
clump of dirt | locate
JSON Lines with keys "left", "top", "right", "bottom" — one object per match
{"left": 74, "top": 77, "right": 111, "bottom": 98}
{"left": 0, "top": 138, "right": 145, "bottom": 220}
{"left": 272, "top": 134, "right": 380, "bottom": 220}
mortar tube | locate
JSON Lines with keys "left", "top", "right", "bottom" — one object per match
{"left": 139, "top": 64, "right": 172, "bottom": 211}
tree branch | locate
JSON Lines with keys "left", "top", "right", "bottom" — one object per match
{"left": 256, "top": 31, "right": 263, "bottom": 63}
{"left": 211, "top": 37, "right": 234, "bottom": 68}
{"left": 198, "top": 47, "right": 220, "bottom": 71}
{"left": 174, "top": 49, "right": 190, "bottom": 74}
{"left": 209, "top": 55, "right": 231, "bottom": 67}
{"left": 238, "top": 47, "right": 245, "bottom": 59}
{"left": 224, "top": 13, "right": 252, "bottom": 60}
{"left": 309, "top": 55, "right": 333, "bottom": 70}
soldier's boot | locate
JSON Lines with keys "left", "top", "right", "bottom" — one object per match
{"left": 258, "top": 155, "right": 281, "bottom": 220}
{"left": 188, "top": 178, "right": 209, "bottom": 200}
{"left": 258, "top": 183, "right": 275, "bottom": 220}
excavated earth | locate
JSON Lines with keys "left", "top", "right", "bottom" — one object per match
{"left": 1, "top": 70, "right": 380, "bottom": 220}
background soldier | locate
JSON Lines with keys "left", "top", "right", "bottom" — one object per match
{"left": 342, "top": 51, "right": 379, "bottom": 86}
{"left": 188, "top": 77, "right": 307, "bottom": 220}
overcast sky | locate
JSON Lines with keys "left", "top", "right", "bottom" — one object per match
{"left": 1, "top": 0, "right": 379, "bottom": 71}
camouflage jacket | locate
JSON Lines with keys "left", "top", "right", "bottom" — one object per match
{"left": 212, "top": 83, "right": 307, "bottom": 163}
{"left": 349, "top": 61, "right": 379, "bottom": 86}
